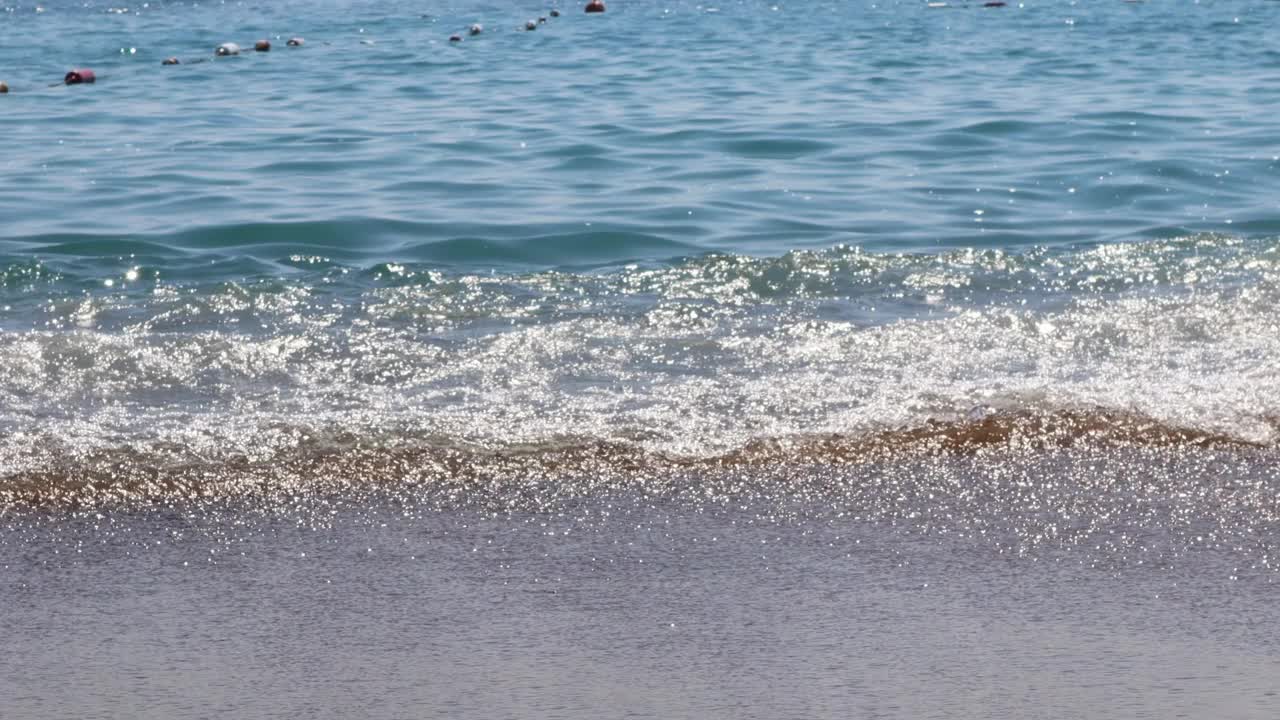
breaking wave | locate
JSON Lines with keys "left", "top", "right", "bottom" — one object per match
{"left": 2, "top": 234, "right": 1279, "bottom": 508}
{"left": 2, "top": 407, "right": 1276, "bottom": 507}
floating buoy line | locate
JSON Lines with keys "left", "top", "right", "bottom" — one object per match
{"left": 0, "top": 1, "right": 609, "bottom": 94}
{"left": 0, "top": 1, "right": 1050, "bottom": 94}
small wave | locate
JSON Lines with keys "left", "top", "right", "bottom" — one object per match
{"left": 720, "top": 409, "right": 1274, "bottom": 465}
{"left": 717, "top": 137, "right": 836, "bottom": 160}
{"left": 2, "top": 409, "right": 1275, "bottom": 510}
{"left": 399, "top": 231, "right": 699, "bottom": 266}
{"left": 2, "top": 236, "right": 1278, "bottom": 505}
{"left": 950, "top": 119, "right": 1043, "bottom": 138}
{"left": 4, "top": 221, "right": 705, "bottom": 273}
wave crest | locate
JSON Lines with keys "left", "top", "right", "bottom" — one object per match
{"left": 4, "top": 409, "right": 1274, "bottom": 510}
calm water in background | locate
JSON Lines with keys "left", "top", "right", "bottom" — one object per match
{"left": 2, "top": 1, "right": 1280, "bottom": 717}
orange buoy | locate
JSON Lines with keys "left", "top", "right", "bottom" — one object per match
{"left": 254, "top": 39, "right": 271, "bottom": 52}
{"left": 585, "top": 0, "right": 605, "bottom": 12}
{"left": 0, "top": 81, "right": 8, "bottom": 94}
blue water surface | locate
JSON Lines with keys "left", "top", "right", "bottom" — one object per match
{"left": 1, "top": 0, "right": 1279, "bottom": 467}
{"left": 2, "top": 0, "right": 1278, "bottom": 272}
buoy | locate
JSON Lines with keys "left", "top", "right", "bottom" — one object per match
{"left": 525, "top": 19, "right": 537, "bottom": 30}
{"left": 0, "top": 81, "right": 8, "bottom": 94}
{"left": 449, "top": 34, "right": 462, "bottom": 42}
{"left": 162, "top": 57, "right": 180, "bottom": 65}
{"left": 64, "top": 68, "right": 95, "bottom": 85}
{"left": 254, "top": 39, "right": 271, "bottom": 52}
{"left": 585, "top": 0, "right": 605, "bottom": 12}
{"left": 550, "top": 9, "right": 561, "bottom": 17}
{"left": 287, "top": 37, "right": 305, "bottom": 46}
{"left": 215, "top": 42, "right": 240, "bottom": 56}
{"left": 469, "top": 24, "right": 483, "bottom": 35}
{"left": 983, "top": 1, "right": 1006, "bottom": 6}
{"left": 538, "top": 16, "right": 547, "bottom": 23}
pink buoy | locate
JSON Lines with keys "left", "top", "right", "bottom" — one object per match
{"left": 65, "top": 68, "right": 95, "bottom": 85}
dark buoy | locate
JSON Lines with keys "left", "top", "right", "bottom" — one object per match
{"left": 525, "top": 19, "right": 537, "bottom": 30}
{"left": 585, "top": 0, "right": 605, "bottom": 13}
{"left": 64, "top": 68, "right": 95, "bottom": 85}
{"left": 162, "top": 57, "right": 180, "bottom": 65}
{"left": 215, "top": 42, "right": 240, "bottom": 56}
{"left": 983, "top": 1, "right": 1006, "bottom": 5}
{"left": 550, "top": 9, "right": 561, "bottom": 17}
{"left": 0, "top": 81, "right": 8, "bottom": 94}
{"left": 538, "top": 16, "right": 547, "bottom": 23}
{"left": 287, "top": 37, "right": 305, "bottom": 46}
{"left": 254, "top": 39, "right": 271, "bottom": 52}
{"left": 469, "top": 24, "right": 483, "bottom": 35}
{"left": 449, "top": 34, "right": 462, "bottom": 42}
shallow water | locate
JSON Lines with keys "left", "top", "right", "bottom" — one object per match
{"left": 2, "top": 0, "right": 1279, "bottom": 473}
{"left": 2, "top": 0, "right": 1279, "bottom": 717}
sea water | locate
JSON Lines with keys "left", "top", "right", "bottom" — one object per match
{"left": 1, "top": 1, "right": 1278, "bottom": 717}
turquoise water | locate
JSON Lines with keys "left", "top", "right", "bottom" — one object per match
{"left": 4, "top": 0, "right": 1279, "bottom": 253}
{"left": 1, "top": 0, "right": 1279, "bottom": 484}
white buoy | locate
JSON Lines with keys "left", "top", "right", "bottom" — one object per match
{"left": 215, "top": 42, "right": 241, "bottom": 56}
